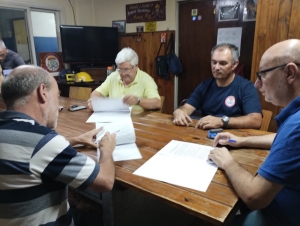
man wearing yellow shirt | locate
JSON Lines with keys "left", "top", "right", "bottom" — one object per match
{"left": 88, "top": 47, "right": 161, "bottom": 110}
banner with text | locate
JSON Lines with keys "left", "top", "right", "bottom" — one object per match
{"left": 126, "top": 0, "right": 166, "bottom": 23}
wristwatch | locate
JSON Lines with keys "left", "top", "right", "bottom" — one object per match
{"left": 137, "top": 97, "right": 141, "bottom": 105}
{"left": 221, "top": 115, "right": 229, "bottom": 128}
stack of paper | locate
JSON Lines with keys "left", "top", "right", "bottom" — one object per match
{"left": 86, "top": 97, "right": 131, "bottom": 123}
{"left": 133, "top": 140, "right": 218, "bottom": 192}
{"left": 87, "top": 97, "right": 141, "bottom": 161}
{"left": 95, "top": 118, "right": 142, "bottom": 161}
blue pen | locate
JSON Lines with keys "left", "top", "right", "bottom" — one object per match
{"left": 228, "top": 139, "right": 236, "bottom": 143}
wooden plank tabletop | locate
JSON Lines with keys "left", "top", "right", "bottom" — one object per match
{"left": 0, "top": 97, "right": 271, "bottom": 225}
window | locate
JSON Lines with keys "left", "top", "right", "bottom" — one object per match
{"left": 0, "top": 4, "right": 61, "bottom": 66}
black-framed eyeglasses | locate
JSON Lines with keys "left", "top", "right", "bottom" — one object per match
{"left": 256, "top": 62, "right": 300, "bottom": 81}
{"left": 116, "top": 66, "right": 135, "bottom": 74}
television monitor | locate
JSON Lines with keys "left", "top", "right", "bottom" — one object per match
{"left": 60, "top": 25, "right": 119, "bottom": 65}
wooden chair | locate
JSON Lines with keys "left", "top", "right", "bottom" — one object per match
{"left": 157, "top": 96, "right": 165, "bottom": 113}
{"left": 69, "top": 86, "right": 92, "bottom": 101}
{"left": 260, "top": 109, "right": 273, "bottom": 131}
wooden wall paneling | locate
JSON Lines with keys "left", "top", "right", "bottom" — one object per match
{"left": 120, "top": 31, "right": 175, "bottom": 114}
{"left": 289, "top": 0, "right": 300, "bottom": 39}
{"left": 251, "top": 0, "right": 300, "bottom": 132}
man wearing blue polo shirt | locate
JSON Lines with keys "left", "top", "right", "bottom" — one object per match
{"left": 173, "top": 43, "right": 262, "bottom": 130}
{"left": 211, "top": 39, "right": 300, "bottom": 225}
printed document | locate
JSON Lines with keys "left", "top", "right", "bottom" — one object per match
{"left": 95, "top": 118, "right": 142, "bottom": 161}
{"left": 133, "top": 140, "right": 218, "bottom": 192}
{"left": 86, "top": 97, "right": 131, "bottom": 123}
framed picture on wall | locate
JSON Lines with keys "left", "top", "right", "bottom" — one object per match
{"left": 112, "top": 20, "right": 126, "bottom": 33}
{"left": 219, "top": 3, "right": 240, "bottom": 22}
{"left": 243, "top": 0, "right": 257, "bottom": 21}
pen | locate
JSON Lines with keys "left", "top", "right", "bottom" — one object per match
{"left": 228, "top": 139, "right": 236, "bottom": 143}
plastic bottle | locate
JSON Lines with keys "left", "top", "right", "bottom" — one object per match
{"left": 107, "top": 66, "right": 114, "bottom": 76}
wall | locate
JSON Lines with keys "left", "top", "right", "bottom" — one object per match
{"left": 91, "top": 0, "right": 177, "bottom": 32}
{"left": 251, "top": 0, "right": 300, "bottom": 132}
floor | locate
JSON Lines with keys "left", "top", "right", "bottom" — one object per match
{"left": 71, "top": 184, "right": 206, "bottom": 226}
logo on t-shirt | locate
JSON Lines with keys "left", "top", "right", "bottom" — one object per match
{"left": 224, "top": 96, "right": 235, "bottom": 107}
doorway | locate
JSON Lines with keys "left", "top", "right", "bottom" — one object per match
{"left": 0, "top": 6, "right": 60, "bottom": 66}
{"left": 178, "top": 0, "right": 216, "bottom": 106}
{"left": 177, "top": 0, "right": 256, "bottom": 106}
{"left": 0, "top": 7, "right": 31, "bottom": 64}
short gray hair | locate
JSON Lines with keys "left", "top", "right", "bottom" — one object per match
{"left": 115, "top": 47, "right": 139, "bottom": 66}
{"left": 211, "top": 43, "right": 239, "bottom": 64}
{"left": 1, "top": 65, "right": 52, "bottom": 109}
{"left": 0, "top": 39, "right": 6, "bottom": 49}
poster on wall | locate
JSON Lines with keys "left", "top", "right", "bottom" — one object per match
{"left": 126, "top": 0, "right": 166, "bottom": 23}
{"left": 217, "top": 27, "right": 242, "bottom": 55}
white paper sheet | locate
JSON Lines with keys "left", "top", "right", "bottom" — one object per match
{"left": 133, "top": 140, "right": 218, "bottom": 192}
{"left": 87, "top": 111, "right": 131, "bottom": 123}
{"left": 86, "top": 97, "right": 131, "bottom": 123}
{"left": 217, "top": 27, "right": 242, "bottom": 54}
{"left": 95, "top": 118, "right": 142, "bottom": 162}
{"left": 97, "top": 143, "right": 142, "bottom": 162}
{"left": 95, "top": 118, "right": 136, "bottom": 145}
{"left": 92, "top": 97, "right": 129, "bottom": 111}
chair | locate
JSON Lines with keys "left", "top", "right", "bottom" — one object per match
{"left": 260, "top": 109, "right": 273, "bottom": 131}
{"left": 157, "top": 96, "right": 165, "bottom": 113}
{"left": 69, "top": 86, "right": 92, "bottom": 101}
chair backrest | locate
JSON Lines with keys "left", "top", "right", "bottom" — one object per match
{"left": 260, "top": 109, "right": 273, "bottom": 131}
{"left": 69, "top": 86, "right": 92, "bottom": 101}
{"left": 157, "top": 96, "right": 165, "bottom": 113}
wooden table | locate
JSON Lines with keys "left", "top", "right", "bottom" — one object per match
{"left": 0, "top": 97, "right": 270, "bottom": 225}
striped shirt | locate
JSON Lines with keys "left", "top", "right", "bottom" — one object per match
{"left": 0, "top": 111, "right": 99, "bottom": 226}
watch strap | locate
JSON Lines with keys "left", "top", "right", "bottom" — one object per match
{"left": 222, "top": 116, "right": 229, "bottom": 128}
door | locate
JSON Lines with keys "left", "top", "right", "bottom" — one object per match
{"left": 178, "top": 0, "right": 216, "bottom": 105}
{"left": 30, "top": 10, "right": 59, "bottom": 66}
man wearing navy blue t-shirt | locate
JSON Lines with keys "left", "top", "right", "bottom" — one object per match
{"left": 173, "top": 43, "right": 262, "bottom": 130}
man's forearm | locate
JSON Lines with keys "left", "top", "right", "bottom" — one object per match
{"left": 240, "top": 133, "right": 275, "bottom": 149}
{"left": 227, "top": 113, "right": 262, "bottom": 129}
{"left": 139, "top": 97, "right": 161, "bottom": 110}
{"left": 223, "top": 160, "right": 260, "bottom": 208}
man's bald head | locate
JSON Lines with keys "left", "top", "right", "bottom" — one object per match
{"left": 1, "top": 65, "right": 52, "bottom": 109}
{"left": 260, "top": 39, "right": 300, "bottom": 68}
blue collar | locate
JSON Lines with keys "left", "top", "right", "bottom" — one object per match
{"left": 275, "top": 96, "right": 300, "bottom": 128}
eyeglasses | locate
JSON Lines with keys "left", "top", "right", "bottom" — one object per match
{"left": 116, "top": 66, "right": 135, "bottom": 74}
{"left": 256, "top": 63, "right": 300, "bottom": 81}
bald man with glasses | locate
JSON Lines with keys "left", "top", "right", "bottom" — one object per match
{"left": 210, "top": 39, "right": 300, "bottom": 225}
{"left": 88, "top": 47, "right": 161, "bottom": 111}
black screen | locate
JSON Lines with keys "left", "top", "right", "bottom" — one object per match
{"left": 60, "top": 25, "right": 119, "bottom": 64}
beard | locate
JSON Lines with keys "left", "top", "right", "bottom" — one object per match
{"left": 45, "top": 108, "right": 59, "bottom": 129}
